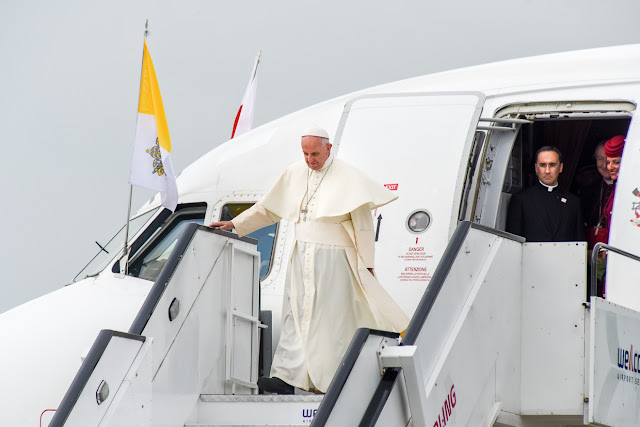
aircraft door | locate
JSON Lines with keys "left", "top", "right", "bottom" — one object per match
{"left": 333, "top": 92, "right": 485, "bottom": 316}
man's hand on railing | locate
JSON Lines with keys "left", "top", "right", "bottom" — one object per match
{"left": 209, "top": 221, "right": 234, "bottom": 231}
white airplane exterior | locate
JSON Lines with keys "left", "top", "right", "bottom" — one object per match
{"left": 4, "top": 44, "right": 640, "bottom": 426}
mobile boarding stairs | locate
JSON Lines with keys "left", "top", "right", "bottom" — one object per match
{"left": 49, "top": 222, "right": 640, "bottom": 426}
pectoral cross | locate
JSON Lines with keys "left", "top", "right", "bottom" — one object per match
{"left": 301, "top": 208, "right": 308, "bottom": 222}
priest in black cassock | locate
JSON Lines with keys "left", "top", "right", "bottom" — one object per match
{"left": 507, "top": 146, "right": 585, "bottom": 242}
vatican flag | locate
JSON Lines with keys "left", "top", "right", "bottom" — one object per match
{"left": 129, "top": 41, "right": 178, "bottom": 211}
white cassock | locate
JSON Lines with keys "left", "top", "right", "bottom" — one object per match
{"left": 233, "top": 155, "right": 409, "bottom": 392}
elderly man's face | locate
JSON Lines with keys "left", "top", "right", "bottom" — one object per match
{"left": 535, "top": 150, "right": 563, "bottom": 186}
{"left": 301, "top": 136, "right": 332, "bottom": 170}
{"left": 595, "top": 145, "right": 611, "bottom": 180}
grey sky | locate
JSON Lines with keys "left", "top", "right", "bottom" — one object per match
{"left": 1, "top": 0, "right": 639, "bottom": 313}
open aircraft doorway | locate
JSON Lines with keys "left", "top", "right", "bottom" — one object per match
{"left": 470, "top": 101, "right": 635, "bottom": 232}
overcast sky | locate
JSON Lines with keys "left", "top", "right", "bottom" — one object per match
{"left": 2, "top": 0, "right": 640, "bottom": 313}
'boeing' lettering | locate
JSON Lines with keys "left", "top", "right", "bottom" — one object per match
{"left": 432, "top": 384, "right": 457, "bottom": 427}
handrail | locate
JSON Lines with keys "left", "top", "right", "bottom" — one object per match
{"left": 48, "top": 330, "right": 145, "bottom": 427}
{"left": 590, "top": 242, "right": 640, "bottom": 299}
{"left": 358, "top": 221, "right": 524, "bottom": 426}
{"left": 129, "top": 225, "right": 256, "bottom": 335}
{"left": 311, "top": 329, "right": 399, "bottom": 426}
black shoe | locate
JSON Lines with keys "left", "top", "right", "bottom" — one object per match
{"left": 258, "top": 376, "right": 295, "bottom": 394}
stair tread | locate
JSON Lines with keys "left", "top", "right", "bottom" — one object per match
{"left": 185, "top": 424, "right": 308, "bottom": 427}
{"left": 199, "top": 394, "right": 323, "bottom": 403}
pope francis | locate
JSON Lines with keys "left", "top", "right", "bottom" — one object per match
{"left": 210, "top": 127, "right": 409, "bottom": 394}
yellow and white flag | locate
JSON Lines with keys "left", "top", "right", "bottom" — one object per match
{"left": 129, "top": 41, "right": 178, "bottom": 211}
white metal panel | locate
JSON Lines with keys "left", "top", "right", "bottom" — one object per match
{"left": 65, "top": 336, "right": 145, "bottom": 426}
{"left": 520, "top": 242, "right": 586, "bottom": 415}
{"left": 588, "top": 298, "right": 640, "bottom": 426}
{"left": 231, "top": 318, "right": 252, "bottom": 383}
{"left": 193, "top": 395, "right": 323, "bottom": 425}
{"left": 231, "top": 244, "right": 259, "bottom": 314}
{"left": 413, "top": 229, "right": 503, "bottom": 389}
{"left": 150, "top": 307, "right": 202, "bottom": 427}
{"left": 197, "top": 248, "right": 236, "bottom": 395}
{"left": 142, "top": 232, "right": 229, "bottom": 374}
{"left": 417, "top": 233, "right": 523, "bottom": 425}
{"left": 100, "top": 339, "right": 153, "bottom": 427}
{"left": 334, "top": 92, "right": 485, "bottom": 318}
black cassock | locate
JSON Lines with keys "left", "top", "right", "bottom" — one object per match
{"left": 506, "top": 182, "right": 585, "bottom": 242}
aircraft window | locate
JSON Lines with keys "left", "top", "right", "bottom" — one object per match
{"left": 221, "top": 203, "right": 277, "bottom": 280}
{"left": 126, "top": 206, "right": 206, "bottom": 282}
{"left": 73, "top": 207, "right": 160, "bottom": 282}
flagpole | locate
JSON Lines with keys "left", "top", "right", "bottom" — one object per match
{"left": 249, "top": 50, "right": 261, "bottom": 84}
{"left": 121, "top": 19, "right": 149, "bottom": 275}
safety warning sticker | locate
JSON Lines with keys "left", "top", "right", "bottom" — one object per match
{"left": 397, "top": 244, "right": 433, "bottom": 282}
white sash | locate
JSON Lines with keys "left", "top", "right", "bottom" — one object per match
{"left": 294, "top": 221, "right": 354, "bottom": 247}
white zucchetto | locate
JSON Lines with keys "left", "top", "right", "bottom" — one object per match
{"left": 302, "top": 127, "right": 330, "bottom": 139}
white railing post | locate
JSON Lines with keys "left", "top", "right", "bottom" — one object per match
{"left": 378, "top": 345, "right": 428, "bottom": 427}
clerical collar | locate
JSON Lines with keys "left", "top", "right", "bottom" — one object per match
{"left": 539, "top": 180, "right": 558, "bottom": 192}
{"left": 604, "top": 178, "right": 614, "bottom": 185}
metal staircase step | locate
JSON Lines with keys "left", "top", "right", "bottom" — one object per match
{"left": 187, "top": 394, "right": 324, "bottom": 426}
{"left": 185, "top": 425, "right": 311, "bottom": 427}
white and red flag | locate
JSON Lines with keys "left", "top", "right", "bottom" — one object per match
{"left": 231, "top": 51, "right": 261, "bottom": 139}
{"left": 129, "top": 41, "right": 178, "bottom": 211}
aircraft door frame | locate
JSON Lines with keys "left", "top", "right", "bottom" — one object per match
{"left": 471, "top": 118, "right": 530, "bottom": 229}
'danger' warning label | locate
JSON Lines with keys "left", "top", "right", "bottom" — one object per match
{"left": 398, "top": 246, "right": 431, "bottom": 261}
{"left": 399, "top": 266, "right": 431, "bottom": 281}
{"left": 398, "top": 245, "right": 433, "bottom": 282}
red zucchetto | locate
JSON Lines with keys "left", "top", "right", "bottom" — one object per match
{"left": 605, "top": 135, "right": 626, "bottom": 157}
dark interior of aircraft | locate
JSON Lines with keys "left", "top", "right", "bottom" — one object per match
{"left": 504, "top": 117, "right": 631, "bottom": 195}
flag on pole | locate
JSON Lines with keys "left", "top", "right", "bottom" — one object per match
{"left": 129, "top": 41, "right": 178, "bottom": 211}
{"left": 231, "top": 51, "right": 261, "bottom": 139}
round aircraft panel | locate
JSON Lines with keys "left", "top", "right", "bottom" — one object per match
{"left": 406, "top": 209, "right": 431, "bottom": 234}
